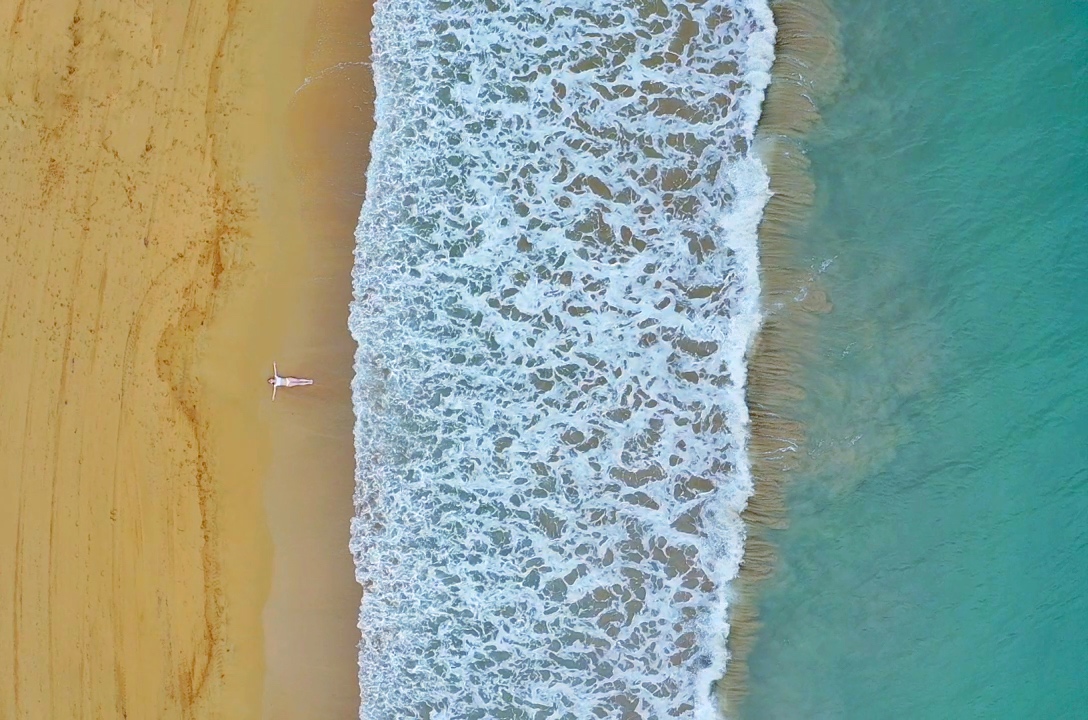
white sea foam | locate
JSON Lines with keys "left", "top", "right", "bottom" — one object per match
{"left": 349, "top": 0, "right": 775, "bottom": 717}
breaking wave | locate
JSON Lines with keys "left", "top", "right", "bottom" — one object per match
{"left": 349, "top": 0, "right": 775, "bottom": 716}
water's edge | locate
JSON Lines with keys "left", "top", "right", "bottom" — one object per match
{"left": 719, "top": 0, "right": 840, "bottom": 713}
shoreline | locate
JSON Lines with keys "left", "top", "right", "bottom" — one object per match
{"left": 719, "top": 0, "right": 841, "bottom": 713}
{"left": 0, "top": 1, "right": 373, "bottom": 717}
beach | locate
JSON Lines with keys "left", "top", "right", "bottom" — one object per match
{"left": 0, "top": 1, "right": 371, "bottom": 717}
{"left": 13, "top": 0, "right": 1083, "bottom": 717}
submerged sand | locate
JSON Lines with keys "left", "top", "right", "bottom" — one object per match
{"left": 0, "top": 1, "right": 371, "bottom": 717}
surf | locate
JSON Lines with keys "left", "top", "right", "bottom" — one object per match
{"left": 349, "top": 0, "right": 776, "bottom": 716}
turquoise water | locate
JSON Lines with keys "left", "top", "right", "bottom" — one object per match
{"left": 743, "top": 1, "right": 1087, "bottom": 718}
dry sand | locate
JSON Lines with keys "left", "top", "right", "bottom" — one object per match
{"left": 0, "top": 0, "right": 372, "bottom": 718}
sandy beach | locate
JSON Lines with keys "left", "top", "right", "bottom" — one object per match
{"left": 0, "top": 1, "right": 371, "bottom": 717}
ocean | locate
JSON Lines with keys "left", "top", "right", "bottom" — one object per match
{"left": 742, "top": 1, "right": 1088, "bottom": 718}
{"left": 349, "top": 0, "right": 776, "bottom": 716}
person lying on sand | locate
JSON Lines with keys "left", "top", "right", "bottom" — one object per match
{"left": 268, "top": 362, "right": 314, "bottom": 400}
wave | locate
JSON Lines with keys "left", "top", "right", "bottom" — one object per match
{"left": 349, "top": 0, "right": 776, "bottom": 716}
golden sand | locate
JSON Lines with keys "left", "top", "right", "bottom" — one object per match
{"left": 0, "top": 1, "right": 372, "bottom": 717}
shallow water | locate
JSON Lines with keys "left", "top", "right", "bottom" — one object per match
{"left": 743, "top": 1, "right": 1088, "bottom": 718}
{"left": 349, "top": 0, "right": 778, "bottom": 716}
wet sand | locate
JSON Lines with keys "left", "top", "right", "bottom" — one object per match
{"left": 0, "top": 1, "right": 371, "bottom": 717}
{"left": 261, "top": 1, "right": 373, "bottom": 717}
